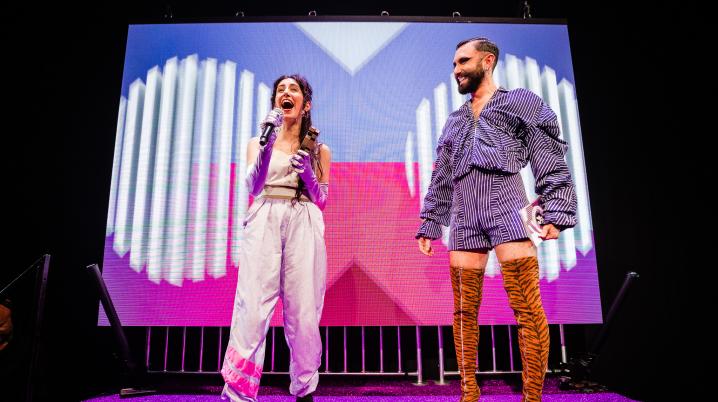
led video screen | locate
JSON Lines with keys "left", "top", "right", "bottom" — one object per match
{"left": 102, "top": 19, "right": 600, "bottom": 326}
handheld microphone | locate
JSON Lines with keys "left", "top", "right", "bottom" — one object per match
{"left": 259, "top": 107, "right": 283, "bottom": 146}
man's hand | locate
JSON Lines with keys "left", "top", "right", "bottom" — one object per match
{"left": 418, "top": 237, "right": 434, "bottom": 256}
{"left": 539, "top": 223, "right": 560, "bottom": 240}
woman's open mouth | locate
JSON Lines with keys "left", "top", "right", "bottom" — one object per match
{"left": 281, "top": 99, "right": 294, "bottom": 110}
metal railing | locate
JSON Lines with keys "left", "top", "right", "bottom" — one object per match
{"left": 140, "top": 324, "right": 569, "bottom": 382}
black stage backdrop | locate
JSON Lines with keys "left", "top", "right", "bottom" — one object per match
{"left": 3, "top": 1, "right": 706, "bottom": 401}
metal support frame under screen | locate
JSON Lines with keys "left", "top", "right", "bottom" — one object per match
{"left": 141, "top": 324, "right": 568, "bottom": 381}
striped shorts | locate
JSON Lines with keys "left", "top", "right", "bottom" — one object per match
{"left": 449, "top": 168, "right": 530, "bottom": 251}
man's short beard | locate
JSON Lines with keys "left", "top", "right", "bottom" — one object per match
{"left": 458, "top": 68, "right": 486, "bottom": 95}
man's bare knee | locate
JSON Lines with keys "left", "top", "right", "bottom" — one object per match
{"left": 450, "top": 249, "right": 490, "bottom": 269}
{"left": 494, "top": 240, "right": 537, "bottom": 263}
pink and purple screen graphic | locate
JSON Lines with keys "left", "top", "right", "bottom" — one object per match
{"left": 102, "top": 21, "right": 601, "bottom": 326}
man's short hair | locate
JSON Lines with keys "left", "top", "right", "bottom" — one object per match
{"left": 456, "top": 37, "right": 499, "bottom": 71}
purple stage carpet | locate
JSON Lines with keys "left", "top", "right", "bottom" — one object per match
{"left": 83, "top": 376, "right": 635, "bottom": 401}
{"left": 87, "top": 397, "right": 633, "bottom": 401}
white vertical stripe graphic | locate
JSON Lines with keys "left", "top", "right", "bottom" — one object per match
{"left": 255, "top": 83, "right": 271, "bottom": 135}
{"left": 113, "top": 79, "right": 145, "bottom": 257}
{"left": 486, "top": 250, "right": 499, "bottom": 278}
{"left": 525, "top": 58, "right": 561, "bottom": 280}
{"left": 190, "top": 58, "right": 217, "bottom": 282}
{"left": 541, "top": 67, "right": 565, "bottom": 140}
{"left": 147, "top": 57, "right": 179, "bottom": 284}
{"left": 232, "top": 70, "right": 255, "bottom": 266}
{"left": 559, "top": 80, "right": 592, "bottom": 256}
{"left": 543, "top": 68, "right": 576, "bottom": 271}
{"left": 415, "top": 99, "right": 433, "bottom": 210}
{"left": 433, "top": 83, "right": 448, "bottom": 144}
{"left": 405, "top": 131, "right": 416, "bottom": 198}
{"left": 166, "top": 55, "right": 199, "bottom": 286}
{"left": 493, "top": 61, "right": 506, "bottom": 89}
{"left": 190, "top": 58, "right": 218, "bottom": 282}
{"left": 434, "top": 83, "right": 452, "bottom": 247}
{"left": 504, "top": 55, "right": 524, "bottom": 90}
{"left": 208, "top": 61, "right": 237, "bottom": 279}
{"left": 520, "top": 57, "right": 541, "bottom": 202}
{"left": 130, "top": 67, "right": 162, "bottom": 271}
{"left": 524, "top": 57, "right": 542, "bottom": 97}
{"left": 107, "top": 97, "right": 127, "bottom": 235}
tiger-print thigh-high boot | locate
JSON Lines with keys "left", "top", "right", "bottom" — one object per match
{"left": 500, "top": 256, "right": 549, "bottom": 402}
{"left": 449, "top": 265, "right": 485, "bottom": 402}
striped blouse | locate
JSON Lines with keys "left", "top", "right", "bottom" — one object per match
{"left": 416, "top": 87, "right": 578, "bottom": 240}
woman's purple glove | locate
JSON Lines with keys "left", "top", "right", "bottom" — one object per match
{"left": 291, "top": 149, "right": 328, "bottom": 210}
{"left": 246, "top": 109, "right": 282, "bottom": 196}
{"left": 259, "top": 107, "right": 283, "bottom": 133}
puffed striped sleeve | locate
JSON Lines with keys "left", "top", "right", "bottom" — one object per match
{"left": 526, "top": 103, "right": 578, "bottom": 229}
{"left": 416, "top": 141, "right": 454, "bottom": 239}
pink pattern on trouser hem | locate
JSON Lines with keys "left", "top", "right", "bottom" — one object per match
{"left": 221, "top": 360, "right": 260, "bottom": 398}
{"left": 221, "top": 345, "right": 262, "bottom": 398}
{"left": 225, "top": 345, "right": 263, "bottom": 379}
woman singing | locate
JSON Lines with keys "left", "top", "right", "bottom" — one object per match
{"left": 221, "top": 75, "right": 331, "bottom": 402}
